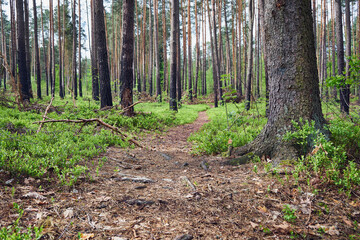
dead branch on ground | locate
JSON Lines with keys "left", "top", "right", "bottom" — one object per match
{"left": 33, "top": 118, "right": 142, "bottom": 148}
{"left": 37, "top": 97, "right": 54, "bottom": 133}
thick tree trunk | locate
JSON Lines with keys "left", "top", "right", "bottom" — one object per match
{"left": 91, "top": 0, "right": 99, "bottom": 100}
{"left": 16, "top": 0, "right": 30, "bottom": 101}
{"left": 232, "top": 0, "right": 327, "bottom": 163}
{"left": 335, "top": 0, "right": 349, "bottom": 114}
{"left": 170, "top": 0, "right": 178, "bottom": 111}
{"left": 120, "top": 0, "right": 135, "bottom": 116}
{"left": 33, "top": 0, "right": 41, "bottom": 99}
{"left": 95, "top": 0, "right": 112, "bottom": 108}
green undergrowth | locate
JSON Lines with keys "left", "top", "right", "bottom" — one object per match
{"left": 0, "top": 96, "right": 208, "bottom": 186}
{"left": 189, "top": 99, "right": 267, "bottom": 155}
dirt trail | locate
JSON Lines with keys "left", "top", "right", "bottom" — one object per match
{"left": 1, "top": 111, "right": 358, "bottom": 239}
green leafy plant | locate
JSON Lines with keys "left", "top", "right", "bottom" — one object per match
{"left": 282, "top": 204, "right": 297, "bottom": 223}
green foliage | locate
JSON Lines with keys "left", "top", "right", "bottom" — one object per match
{"left": 284, "top": 119, "right": 360, "bottom": 192}
{"left": 326, "top": 55, "right": 360, "bottom": 88}
{"left": 0, "top": 97, "right": 208, "bottom": 185}
{"left": 189, "top": 100, "right": 267, "bottom": 155}
{"left": 0, "top": 203, "right": 43, "bottom": 240}
{"left": 282, "top": 204, "right": 297, "bottom": 223}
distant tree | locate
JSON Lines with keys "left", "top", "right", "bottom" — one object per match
{"left": 119, "top": 0, "right": 135, "bottom": 116}
{"left": 169, "top": 0, "right": 179, "bottom": 111}
{"left": 24, "top": 0, "right": 33, "bottom": 98}
{"left": 94, "top": 0, "right": 112, "bottom": 108}
{"left": 33, "top": 0, "right": 42, "bottom": 99}
{"left": 233, "top": 0, "right": 327, "bottom": 162}
{"left": 16, "top": 0, "right": 31, "bottom": 101}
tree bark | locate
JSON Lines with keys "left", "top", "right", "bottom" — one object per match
{"left": 232, "top": 0, "right": 327, "bottom": 163}
{"left": 120, "top": 0, "right": 135, "bottom": 116}
{"left": 245, "top": 0, "right": 253, "bottom": 111}
{"left": 148, "top": 0, "right": 153, "bottom": 96}
{"left": 344, "top": 0, "right": 351, "bottom": 113}
{"left": 33, "top": 0, "right": 41, "bottom": 99}
{"left": 72, "top": 0, "right": 78, "bottom": 99}
{"left": 24, "top": 0, "right": 33, "bottom": 98}
{"left": 0, "top": 0, "right": 7, "bottom": 90}
{"left": 95, "top": 0, "right": 113, "bottom": 108}
{"left": 91, "top": 0, "right": 99, "bottom": 100}
{"left": 335, "top": 0, "right": 349, "bottom": 114}
{"left": 162, "top": 0, "right": 168, "bottom": 94}
{"left": 170, "top": 0, "right": 178, "bottom": 111}
{"left": 10, "top": 0, "right": 17, "bottom": 84}
{"left": 154, "top": 0, "right": 161, "bottom": 101}
{"left": 40, "top": 0, "right": 49, "bottom": 96}
{"left": 16, "top": 0, "right": 30, "bottom": 101}
{"left": 79, "top": 0, "right": 82, "bottom": 97}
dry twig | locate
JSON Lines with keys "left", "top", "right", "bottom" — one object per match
{"left": 37, "top": 97, "right": 54, "bottom": 133}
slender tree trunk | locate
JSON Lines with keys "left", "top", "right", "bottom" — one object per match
{"left": 236, "top": 0, "right": 242, "bottom": 96}
{"left": 79, "top": 0, "right": 82, "bottom": 97}
{"left": 335, "top": 0, "right": 349, "bottom": 114}
{"left": 344, "top": 0, "right": 351, "bottom": 113}
{"left": 194, "top": 0, "right": 200, "bottom": 98}
{"left": 40, "top": 1, "right": 49, "bottom": 96}
{"left": 120, "top": 0, "right": 135, "bottom": 116}
{"left": 211, "top": 0, "right": 219, "bottom": 107}
{"left": 24, "top": 0, "right": 33, "bottom": 98}
{"left": 187, "top": 0, "right": 192, "bottom": 101}
{"left": 245, "top": 0, "right": 253, "bottom": 111}
{"left": 16, "top": 0, "right": 30, "bottom": 101}
{"left": 10, "top": 0, "right": 17, "bottom": 84}
{"left": 176, "top": 0, "right": 181, "bottom": 103}
{"left": 58, "top": 0, "right": 63, "bottom": 98}
{"left": 72, "top": 0, "right": 78, "bottom": 99}
{"left": 95, "top": 0, "right": 112, "bottom": 108}
{"left": 33, "top": 0, "right": 41, "bottom": 99}
{"left": 149, "top": 0, "right": 153, "bottom": 96}
{"left": 358, "top": 0, "right": 360, "bottom": 103}
{"left": 142, "top": 0, "right": 147, "bottom": 93}
{"left": 1, "top": 0, "right": 7, "bottom": 90}
{"left": 91, "top": 0, "right": 99, "bottom": 100}
{"left": 181, "top": 0, "right": 187, "bottom": 92}
{"left": 170, "top": 0, "right": 178, "bottom": 110}
{"left": 223, "top": 0, "right": 232, "bottom": 88}
{"left": 331, "top": 0, "right": 337, "bottom": 99}
{"left": 202, "top": 0, "right": 207, "bottom": 96}
{"left": 162, "top": 0, "right": 168, "bottom": 94}
{"left": 207, "top": 0, "right": 218, "bottom": 107}
{"left": 154, "top": 0, "right": 161, "bottom": 101}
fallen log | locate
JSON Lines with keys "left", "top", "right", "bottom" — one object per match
{"left": 33, "top": 118, "right": 142, "bottom": 148}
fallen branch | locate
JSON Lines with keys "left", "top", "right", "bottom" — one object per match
{"left": 37, "top": 97, "right": 54, "bottom": 133}
{"left": 122, "top": 101, "right": 142, "bottom": 112}
{"left": 34, "top": 118, "right": 142, "bottom": 148}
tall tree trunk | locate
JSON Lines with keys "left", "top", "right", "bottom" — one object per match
{"left": 211, "top": 0, "right": 219, "bottom": 107}
{"left": 181, "top": 0, "right": 187, "bottom": 93}
{"left": 223, "top": 0, "right": 232, "bottom": 88}
{"left": 233, "top": 0, "right": 327, "bottom": 163}
{"left": 58, "top": 0, "right": 64, "bottom": 98}
{"left": 40, "top": 0, "right": 49, "bottom": 96}
{"left": 24, "top": 0, "right": 33, "bottom": 98}
{"left": 142, "top": 0, "right": 147, "bottom": 93}
{"left": 91, "top": 0, "right": 99, "bottom": 100}
{"left": 120, "top": 0, "right": 135, "bottom": 116}
{"left": 343, "top": 0, "right": 351, "bottom": 113}
{"left": 358, "top": 0, "right": 360, "bottom": 103}
{"left": 202, "top": 0, "right": 207, "bottom": 96}
{"left": 33, "top": 0, "right": 41, "bottom": 99}
{"left": 162, "top": 0, "right": 168, "bottom": 94}
{"left": 259, "top": 0, "right": 269, "bottom": 115}
{"left": 10, "top": 0, "right": 17, "bottom": 84}
{"left": 335, "top": 0, "right": 348, "bottom": 114}
{"left": 245, "top": 0, "right": 253, "bottom": 111}
{"left": 95, "top": 0, "right": 112, "bottom": 108}
{"left": 331, "top": 0, "right": 337, "bottom": 99}
{"left": 72, "top": 0, "right": 78, "bottom": 99}
{"left": 79, "top": 0, "right": 82, "bottom": 97}
{"left": 1, "top": 0, "right": 7, "bottom": 90}
{"left": 154, "top": 0, "right": 161, "bottom": 101}
{"left": 149, "top": 0, "right": 153, "bottom": 96}
{"left": 170, "top": 0, "right": 178, "bottom": 111}
{"left": 49, "top": 0, "right": 54, "bottom": 97}
{"left": 187, "top": 0, "right": 192, "bottom": 101}
{"left": 194, "top": 0, "right": 200, "bottom": 98}
{"left": 236, "top": 0, "right": 242, "bottom": 96}
{"left": 16, "top": 0, "right": 30, "bottom": 101}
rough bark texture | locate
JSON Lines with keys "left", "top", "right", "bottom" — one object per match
{"left": 170, "top": 0, "right": 178, "bottom": 111}
{"left": 78, "top": 0, "right": 82, "bottom": 97}
{"left": 0, "top": 0, "right": 6, "bottom": 89}
{"left": 187, "top": 0, "right": 192, "bottom": 102}
{"left": 232, "top": 0, "right": 327, "bottom": 163}
{"left": 245, "top": 0, "right": 253, "bottom": 111}
{"left": 24, "top": 0, "right": 33, "bottom": 98}
{"left": 343, "top": 0, "right": 351, "bottom": 114}
{"left": 33, "top": 0, "right": 41, "bottom": 99}
{"left": 72, "top": 0, "right": 78, "bottom": 99}
{"left": 10, "top": 0, "right": 17, "bottom": 83}
{"left": 58, "top": 0, "right": 63, "bottom": 98}
{"left": 120, "top": 0, "right": 135, "bottom": 117}
{"left": 91, "top": 0, "right": 99, "bottom": 101}
{"left": 95, "top": 0, "right": 113, "bottom": 108}
{"left": 334, "top": 0, "right": 348, "bottom": 114}
{"left": 16, "top": 0, "right": 30, "bottom": 101}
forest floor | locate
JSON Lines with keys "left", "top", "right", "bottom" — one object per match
{"left": 1, "top": 109, "right": 360, "bottom": 239}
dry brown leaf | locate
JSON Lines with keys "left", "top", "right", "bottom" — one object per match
{"left": 258, "top": 206, "right": 268, "bottom": 214}
{"left": 80, "top": 233, "right": 95, "bottom": 239}
{"left": 250, "top": 221, "right": 259, "bottom": 228}
{"left": 63, "top": 208, "right": 74, "bottom": 219}
{"left": 342, "top": 216, "right": 353, "bottom": 227}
